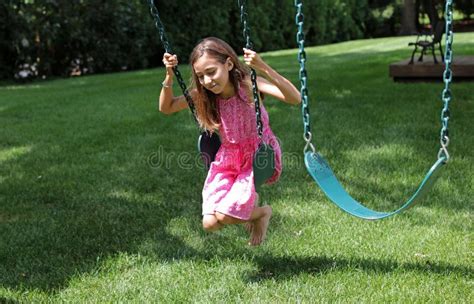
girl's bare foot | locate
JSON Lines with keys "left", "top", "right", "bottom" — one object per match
{"left": 244, "top": 222, "right": 253, "bottom": 234}
{"left": 249, "top": 205, "right": 272, "bottom": 246}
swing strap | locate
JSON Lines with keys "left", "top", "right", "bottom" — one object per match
{"left": 294, "top": 0, "right": 454, "bottom": 220}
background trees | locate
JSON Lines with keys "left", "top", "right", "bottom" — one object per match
{"left": 0, "top": 0, "right": 471, "bottom": 81}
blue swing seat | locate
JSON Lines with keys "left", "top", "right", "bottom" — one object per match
{"left": 305, "top": 152, "right": 446, "bottom": 220}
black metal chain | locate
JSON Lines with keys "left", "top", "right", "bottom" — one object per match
{"left": 438, "top": 0, "right": 454, "bottom": 162}
{"left": 146, "top": 0, "right": 198, "bottom": 124}
{"left": 238, "top": 0, "right": 264, "bottom": 139}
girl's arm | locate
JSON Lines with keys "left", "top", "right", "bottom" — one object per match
{"left": 159, "top": 53, "right": 190, "bottom": 114}
{"left": 243, "top": 48, "right": 301, "bottom": 105}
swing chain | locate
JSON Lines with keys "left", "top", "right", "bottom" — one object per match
{"left": 147, "top": 0, "right": 198, "bottom": 124}
{"left": 238, "top": 0, "right": 264, "bottom": 139}
{"left": 238, "top": 0, "right": 253, "bottom": 50}
{"left": 438, "top": 0, "right": 454, "bottom": 162}
{"left": 295, "top": 0, "right": 313, "bottom": 153}
{"left": 303, "top": 132, "right": 316, "bottom": 154}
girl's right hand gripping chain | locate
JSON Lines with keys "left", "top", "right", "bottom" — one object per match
{"left": 159, "top": 53, "right": 188, "bottom": 114}
{"left": 161, "top": 53, "right": 177, "bottom": 89}
{"left": 163, "top": 53, "right": 178, "bottom": 72}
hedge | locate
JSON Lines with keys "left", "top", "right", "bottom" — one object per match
{"left": 1, "top": 0, "right": 400, "bottom": 80}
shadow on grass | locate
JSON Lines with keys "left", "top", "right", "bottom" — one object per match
{"left": 0, "top": 297, "right": 19, "bottom": 304}
{"left": 0, "top": 114, "right": 205, "bottom": 291}
{"left": 245, "top": 254, "right": 474, "bottom": 283}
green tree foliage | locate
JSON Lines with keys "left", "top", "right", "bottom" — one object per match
{"left": 456, "top": 0, "right": 473, "bottom": 19}
{"left": 1, "top": 0, "right": 160, "bottom": 80}
{"left": 3, "top": 0, "right": 455, "bottom": 81}
{"left": 0, "top": 0, "right": 29, "bottom": 79}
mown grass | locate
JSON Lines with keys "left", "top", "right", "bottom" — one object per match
{"left": 0, "top": 33, "right": 473, "bottom": 303}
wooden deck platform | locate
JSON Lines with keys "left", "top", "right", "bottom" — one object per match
{"left": 389, "top": 55, "right": 474, "bottom": 81}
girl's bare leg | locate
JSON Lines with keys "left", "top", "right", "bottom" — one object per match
{"left": 214, "top": 205, "right": 272, "bottom": 246}
{"left": 202, "top": 214, "right": 223, "bottom": 232}
{"left": 209, "top": 193, "right": 272, "bottom": 246}
{"left": 244, "top": 193, "right": 259, "bottom": 233}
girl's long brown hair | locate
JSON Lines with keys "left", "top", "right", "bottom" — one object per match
{"left": 189, "top": 37, "right": 252, "bottom": 132}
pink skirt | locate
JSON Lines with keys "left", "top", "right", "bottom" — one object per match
{"left": 202, "top": 135, "right": 281, "bottom": 220}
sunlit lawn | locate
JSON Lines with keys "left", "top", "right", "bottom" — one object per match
{"left": 0, "top": 33, "right": 473, "bottom": 302}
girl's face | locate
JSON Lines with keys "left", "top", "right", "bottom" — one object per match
{"left": 193, "top": 53, "right": 234, "bottom": 97}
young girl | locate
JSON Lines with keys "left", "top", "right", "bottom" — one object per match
{"left": 159, "top": 37, "right": 300, "bottom": 246}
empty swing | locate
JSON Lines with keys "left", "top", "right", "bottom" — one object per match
{"left": 293, "top": 0, "right": 454, "bottom": 220}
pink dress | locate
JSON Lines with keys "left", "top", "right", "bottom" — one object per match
{"left": 202, "top": 85, "right": 282, "bottom": 220}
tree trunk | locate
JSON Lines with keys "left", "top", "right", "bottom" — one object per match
{"left": 422, "top": 0, "right": 439, "bottom": 28}
{"left": 415, "top": 0, "right": 421, "bottom": 31}
{"left": 400, "top": 0, "right": 418, "bottom": 35}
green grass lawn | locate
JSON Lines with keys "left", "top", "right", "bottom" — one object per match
{"left": 1, "top": 33, "right": 473, "bottom": 302}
